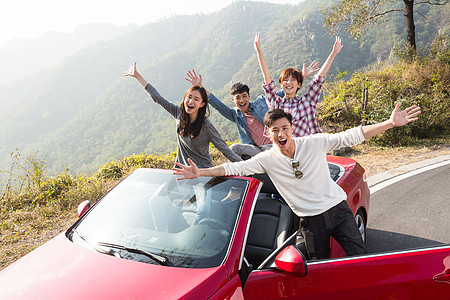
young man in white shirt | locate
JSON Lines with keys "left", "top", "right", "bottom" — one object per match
{"left": 173, "top": 104, "right": 421, "bottom": 259}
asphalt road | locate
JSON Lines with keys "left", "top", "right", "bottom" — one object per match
{"left": 365, "top": 163, "right": 450, "bottom": 253}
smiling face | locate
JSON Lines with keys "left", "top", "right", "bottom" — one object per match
{"left": 279, "top": 68, "right": 303, "bottom": 99}
{"left": 267, "top": 117, "right": 295, "bottom": 155}
{"left": 281, "top": 75, "right": 301, "bottom": 99}
{"left": 183, "top": 89, "right": 205, "bottom": 117}
{"left": 232, "top": 92, "right": 250, "bottom": 113}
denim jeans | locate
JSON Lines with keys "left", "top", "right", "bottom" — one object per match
{"left": 299, "top": 200, "right": 368, "bottom": 259}
{"left": 229, "top": 143, "right": 273, "bottom": 160}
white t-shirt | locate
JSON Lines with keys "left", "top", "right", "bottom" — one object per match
{"left": 223, "top": 126, "right": 366, "bottom": 216}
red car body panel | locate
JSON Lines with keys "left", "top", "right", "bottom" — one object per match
{"left": 327, "top": 156, "right": 370, "bottom": 258}
{"left": 244, "top": 246, "right": 450, "bottom": 299}
{"left": 0, "top": 234, "right": 230, "bottom": 299}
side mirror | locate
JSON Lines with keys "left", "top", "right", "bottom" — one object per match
{"left": 275, "top": 245, "right": 308, "bottom": 277}
{"left": 77, "top": 200, "right": 91, "bottom": 218}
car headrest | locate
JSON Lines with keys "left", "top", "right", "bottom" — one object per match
{"left": 251, "top": 173, "right": 279, "bottom": 195}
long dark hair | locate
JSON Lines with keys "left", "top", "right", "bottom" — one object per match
{"left": 177, "top": 85, "right": 210, "bottom": 139}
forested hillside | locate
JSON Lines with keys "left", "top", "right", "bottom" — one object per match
{"left": 0, "top": 0, "right": 448, "bottom": 174}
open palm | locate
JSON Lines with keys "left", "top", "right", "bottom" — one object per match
{"left": 124, "top": 62, "right": 137, "bottom": 78}
{"left": 302, "top": 61, "right": 320, "bottom": 79}
{"left": 390, "top": 103, "right": 421, "bottom": 126}
{"left": 173, "top": 159, "right": 199, "bottom": 180}
{"left": 185, "top": 69, "right": 202, "bottom": 86}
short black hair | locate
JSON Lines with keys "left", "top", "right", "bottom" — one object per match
{"left": 263, "top": 109, "right": 293, "bottom": 128}
{"left": 230, "top": 83, "right": 250, "bottom": 96}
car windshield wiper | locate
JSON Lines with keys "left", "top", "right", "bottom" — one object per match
{"left": 97, "top": 242, "right": 174, "bottom": 267}
{"left": 71, "top": 229, "right": 119, "bottom": 257}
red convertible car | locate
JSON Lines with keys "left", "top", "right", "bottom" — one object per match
{"left": 0, "top": 156, "right": 449, "bottom": 299}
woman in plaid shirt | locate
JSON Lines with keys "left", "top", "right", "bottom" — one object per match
{"left": 254, "top": 32, "right": 343, "bottom": 137}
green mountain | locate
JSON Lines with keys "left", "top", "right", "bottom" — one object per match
{"left": 0, "top": 0, "right": 447, "bottom": 174}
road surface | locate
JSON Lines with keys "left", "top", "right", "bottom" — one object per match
{"left": 366, "top": 163, "right": 450, "bottom": 253}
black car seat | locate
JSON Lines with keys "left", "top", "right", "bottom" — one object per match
{"left": 244, "top": 173, "right": 298, "bottom": 268}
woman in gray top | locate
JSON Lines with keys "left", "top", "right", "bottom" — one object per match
{"left": 125, "top": 62, "right": 241, "bottom": 168}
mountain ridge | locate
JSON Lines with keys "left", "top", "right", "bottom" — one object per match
{"left": 0, "top": 23, "right": 138, "bottom": 85}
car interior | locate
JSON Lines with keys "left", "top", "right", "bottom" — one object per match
{"left": 243, "top": 173, "right": 301, "bottom": 271}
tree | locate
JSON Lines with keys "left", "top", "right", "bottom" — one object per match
{"left": 323, "top": 0, "right": 448, "bottom": 53}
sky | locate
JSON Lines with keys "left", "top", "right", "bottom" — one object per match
{"left": 0, "top": 0, "right": 304, "bottom": 48}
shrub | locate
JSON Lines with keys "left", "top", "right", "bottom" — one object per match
{"left": 95, "top": 152, "right": 176, "bottom": 180}
{"left": 1, "top": 151, "right": 109, "bottom": 212}
{"left": 318, "top": 47, "right": 449, "bottom": 146}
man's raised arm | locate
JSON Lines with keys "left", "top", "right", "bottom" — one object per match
{"left": 173, "top": 158, "right": 225, "bottom": 180}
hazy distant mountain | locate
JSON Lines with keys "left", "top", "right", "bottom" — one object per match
{"left": 0, "top": 0, "right": 447, "bottom": 174}
{"left": 0, "top": 23, "right": 138, "bottom": 85}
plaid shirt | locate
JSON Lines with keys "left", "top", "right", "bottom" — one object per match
{"left": 263, "top": 75, "right": 324, "bottom": 137}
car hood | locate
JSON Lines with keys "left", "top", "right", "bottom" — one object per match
{"left": 0, "top": 233, "right": 229, "bottom": 299}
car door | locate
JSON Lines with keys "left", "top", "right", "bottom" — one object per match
{"left": 243, "top": 245, "right": 450, "bottom": 299}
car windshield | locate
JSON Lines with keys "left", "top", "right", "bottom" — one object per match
{"left": 70, "top": 169, "right": 248, "bottom": 268}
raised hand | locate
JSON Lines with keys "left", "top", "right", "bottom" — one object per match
{"left": 173, "top": 158, "right": 199, "bottom": 180}
{"left": 302, "top": 60, "right": 320, "bottom": 79}
{"left": 124, "top": 62, "right": 138, "bottom": 77}
{"left": 254, "top": 32, "right": 262, "bottom": 52}
{"left": 390, "top": 103, "right": 421, "bottom": 127}
{"left": 185, "top": 69, "right": 203, "bottom": 86}
{"left": 332, "top": 36, "right": 343, "bottom": 55}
